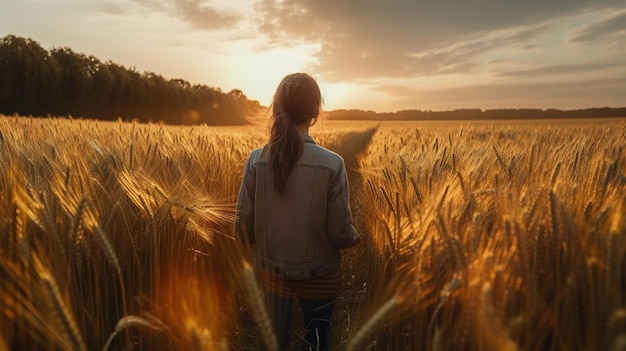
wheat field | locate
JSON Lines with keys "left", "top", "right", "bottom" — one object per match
{"left": 0, "top": 115, "right": 625, "bottom": 350}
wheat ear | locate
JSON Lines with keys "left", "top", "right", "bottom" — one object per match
{"left": 40, "top": 271, "right": 87, "bottom": 351}
{"left": 94, "top": 226, "right": 122, "bottom": 277}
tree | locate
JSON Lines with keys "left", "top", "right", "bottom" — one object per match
{"left": 0, "top": 35, "right": 60, "bottom": 115}
{"left": 0, "top": 34, "right": 264, "bottom": 124}
{"left": 50, "top": 47, "right": 90, "bottom": 116}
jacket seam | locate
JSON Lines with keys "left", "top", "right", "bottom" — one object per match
{"left": 253, "top": 161, "right": 338, "bottom": 173}
{"left": 306, "top": 168, "right": 318, "bottom": 256}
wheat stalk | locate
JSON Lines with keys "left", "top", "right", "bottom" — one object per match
{"left": 346, "top": 295, "right": 402, "bottom": 351}
{"left": 242, "top": 261, "right": 278, "bottom": 351}
{"left": 549, "top": 162, "right": 561, "bottom": 187}
{"left": 102, "top": 315, "right": 167, "bottom": 351}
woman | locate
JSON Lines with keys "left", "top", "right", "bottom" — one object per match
{"left": 235, "top": 73, "right": 361, "bottom": 350}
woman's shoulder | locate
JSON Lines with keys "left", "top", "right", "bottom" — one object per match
{"left": 313, "top": 143, "right": 342, "bottom": 158}
{"left": 247, "top": 146, "right": 268, "bottom": 162}
{"left": 302, "top": 143, "right": 344, "bottom": 168}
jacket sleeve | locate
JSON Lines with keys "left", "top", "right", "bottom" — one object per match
{"left": 235, "top": 155, "right": 256, "bottom": 245}
{"left": 325, "top": 159, "right": 361, "bottom": 249}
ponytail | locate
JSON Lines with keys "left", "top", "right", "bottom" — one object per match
{"left": 267, "top": 73, "right": 321, "bottom": 194}
{"left": 268, "top": 112, "right": 303, "bottom": 194}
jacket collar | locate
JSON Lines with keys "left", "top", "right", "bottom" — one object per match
{"left": 303, "top": 134, "right": 317, "bottom": 144}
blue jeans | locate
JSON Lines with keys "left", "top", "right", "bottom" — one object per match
{"left": 267, "top": 293, "right": 335, "bottom": 351}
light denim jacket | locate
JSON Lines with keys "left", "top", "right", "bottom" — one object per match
{"left": 235, "top": 135, "right": 360, "bottom": 280}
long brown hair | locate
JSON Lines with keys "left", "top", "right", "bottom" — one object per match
{"left": 268, "top": 73, "right": 322, "bottom": 194}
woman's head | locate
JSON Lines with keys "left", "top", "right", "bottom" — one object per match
{"left": 268, "top": 73, "right": 323, "bottom": 194}
{"left": 272, "top": 72, "right": 322, "bottom": 126}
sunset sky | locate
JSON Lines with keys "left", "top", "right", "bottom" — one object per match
{"left": 1, "top": 0, "right": 625, "bottom": 112}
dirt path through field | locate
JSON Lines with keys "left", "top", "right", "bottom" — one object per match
{"left": 333, "top": 126, "right": 378, "bottom": 347}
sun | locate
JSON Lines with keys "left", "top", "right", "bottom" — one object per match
{"left": 215, "top": 42, "right": 320, "bottom": 105}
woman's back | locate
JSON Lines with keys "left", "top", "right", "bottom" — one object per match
{"left": 236, "top": 134, "right": 358, "bottom": 280}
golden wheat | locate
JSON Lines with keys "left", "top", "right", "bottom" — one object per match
{"left": 1, "top": 115, "right": 624, "bottom": 350}
{"left": 356, "top": 119, "right": 626, "bottom": 350}
{"left": 241, "top": 261, "right": 278, "bottom": 351}
{"left": 345, "top": 295, "right": 402, "bottom": 351}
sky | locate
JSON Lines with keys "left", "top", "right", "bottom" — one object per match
{"left": 1, "top": 0, "right": 625, "bottom": 112}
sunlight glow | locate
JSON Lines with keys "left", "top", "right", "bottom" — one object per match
{"left": 215, "top": 42, "right": 323, "bottom": 106}
{"left": 0, "top": 0, "right": 623, "bottom": 112}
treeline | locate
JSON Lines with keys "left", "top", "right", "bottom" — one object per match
{"left": 0, "top": 35, "right": 261, "bottom": 125}
{"left": 328, "top": 107, "right": 626, "bottom": 121}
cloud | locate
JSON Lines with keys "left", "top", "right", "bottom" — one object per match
{"left": 252, "top": 0, "right": 623, "bottom": 82}
{"left": 90, "top": 0, "right": 626, "bottom": 110}
{"left": 494, "top": 60, "right": 626, "bottom": 78}
{"left": 173, "top": 0, "right": 240, "bottom": 30}
{"left": 568, "top": 9, "right": 626, "bottom": 47}
{"left": 99, "top": 2, "right": 126, "bottom": 15}
{"left": 378, "top": 76, "right": 626, "bottom": 110}
{"left": 398, "top": 25, "right": 549, "bottom": 77}
{"left": 127, "top": 0, "right": 241, "bottom": 30}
